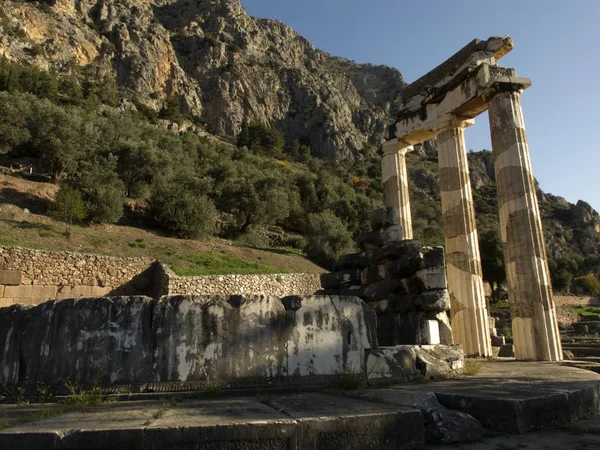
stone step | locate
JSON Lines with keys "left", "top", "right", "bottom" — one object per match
{"left": 562, "top": 346, "right": 600, "bottom": 357}
{"left": 0, "top": 395, "right": 424, "bottom": 450}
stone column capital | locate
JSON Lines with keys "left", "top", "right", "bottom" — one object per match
{"left": 435, "top": 116, "right": 475, "bottom": 134}
{"left": 482, "top": 81, "right": 527, "bottom": 103}
{"left": 381, "top": 139, "right": 414, "bottom": 156}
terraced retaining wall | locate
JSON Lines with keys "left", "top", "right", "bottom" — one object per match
{"left": 0, "top": 246, "right": 324, "bottom": 307}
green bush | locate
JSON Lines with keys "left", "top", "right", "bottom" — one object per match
{"left": 50, "top": 185, "right": 86, "bottom": 235}
{"left": 573, "top": 274, "right": 600, "bottom": 296}
{"left": 149, "top": 179, "right": 217, "bottom": 239}
{"left": 304, "top": 211, "right": 354, "bottom": 270}
{"left": 70, "top": 155, "right": 126, "bottom": 224}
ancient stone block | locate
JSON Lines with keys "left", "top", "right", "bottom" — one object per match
{"left": 362, "top": 278, "right": 406, "bottom": 301}
{"left": 0, "top": 297, "right": 14, "bottom": 307}
{"left": 389, "top": 311, "right": 440, "bottom": 345}
{"left": 320, "top": 270, "right": 362, "bottom": 289}
{"left": 491, "top": 335, "right": 506, "bottom": 346}
{"left": 370, "top": 207, "right": 400, "bottom": 231}
{"left": 70, "top": 285, "right": 94, "bottom": 297}
{"left": 415, "top": 267, "right": 447, "bottom": 290}
{"left": 0, "top": 270, "right": 20, "bottom": 286}
{"left": 31, "top": 285, "right": 58, "bottom": 302}
{"left": 18, "top": 297, "right": 155, "bottom": 391}
{"left": 356, "top": 225, "right": 404, "bottom": 250}
{"left": 435, "top": 312, "right": 453, "bottom": 346}
{"left": 4, "top": 285, "right": 32, "bottom": 299}
{"left": 0, "top": 304, "right": 31, "bottom": 386}
{"left": 384, "top": 254, "right": 419, "bottom": 279}
{"left": 339, "top": 284, "right": 367, "bottom": 297}
{"left": 360, "top": 264, "right": 387, "bottom": 285}
{"left": 337, "top": 252, "right": 371, "bottom": 270}
{"left": 366, "top": 345, "right": 464, "bottom": 383}
{"left": 422, "top": 246, "right": 445, "bottom": 269}
{"left": 413, "top": 290, "right": 451, "bottom": 313}
{"left": 367, "top": 240, "right": 422, "bottom": 265}
{"left": 498, "top": 344, "right": 515, "bottom": 357}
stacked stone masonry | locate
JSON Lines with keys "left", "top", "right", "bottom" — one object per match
{"left": 0, "top": 246, "right": 324, "bottom": 307}
{"left": 158, "top": 264, "right": 323, "bottom": 298}
{"left": 320, "top": 207, "right": 453, "bottom": 347}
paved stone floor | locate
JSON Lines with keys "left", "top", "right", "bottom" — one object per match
{"left": 0, "top": 361, "right": 599, "bottom": 449}
{"left": 433, "top": 414, "right": 600, "bottom": 449}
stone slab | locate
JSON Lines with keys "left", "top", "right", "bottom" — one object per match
{"left": 396, "top": 361, "right": 600, "bottom": 433}
{"left": 268, "top": 393, "right": 424, "bottom": 449}
{"left": 0, "top": 400, "right": 163, "bottom": 449}
{"left": 0, "top": 396, "right": 423, "bottom": 449}
{"left": 0, "top": 270, "right": 21, "bottom": 286}
{"left": 147, "top": 398, "right": 297, "bottom": 449}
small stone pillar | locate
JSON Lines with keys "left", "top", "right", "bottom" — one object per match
{"left": 381, "top": 139, "right": 414, "bottom": 240}
{"left": 436, "top": 118, "right": 492, "bottom": 357}
{"left": 488, "top": 90, "right": 562, "bottom": 361}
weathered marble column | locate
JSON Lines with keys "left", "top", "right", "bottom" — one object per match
{"left": 381, "top": 139, "right": 414, "bottom": 240}
{"left": 488, "top": 90, "right": 562, "bottom": 361}
{"left": 437, "top": 118, "right": 492, "bottom": 357}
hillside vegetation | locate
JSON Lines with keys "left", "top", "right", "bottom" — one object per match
{"left": 0, "top": 1, "right": 599, "bottom": 294}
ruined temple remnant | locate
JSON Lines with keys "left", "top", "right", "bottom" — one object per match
{"left": 384, "top": 36, "right": 562, "bottom": 360}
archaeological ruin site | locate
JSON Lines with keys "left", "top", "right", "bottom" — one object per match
{"left": 1, "top": 35, "right": 599, "bottom": 450}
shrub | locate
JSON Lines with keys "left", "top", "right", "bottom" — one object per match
{"left": 70, "top": 155, "right": 126, "bottom": 224}
{"left": 51, "top": 185, "right": 86, "bottom": 235}
{"left": 304, "top": 211, "right": 354, "bottom": 270}
{"left": 149, "top": 180, "right": 217, "bottom": 239}
{"left": 573, "top": 274, "right": 600, "bottom": 296}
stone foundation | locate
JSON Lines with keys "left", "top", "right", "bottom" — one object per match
{"left": 0, "top": 295, "right": 463, "bottom": 394}
{"left": 321, "top": 208, "right": 452, "bottom": 347}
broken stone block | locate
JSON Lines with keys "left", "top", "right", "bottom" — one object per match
{"left": 360, "top": 264, "right": 387, "bottom": 285}
{"left": 320, "top": 270, "right": 362, "bottom": 289}
{"left": 491, "top": 335, "right": 506, "bottom": 347}
{"left": 498, "top": 344, "right": 515, "bottom": 357}
{"left": 366, "top": 345, "right": 464, "bottom": 383}
{"left": 391, "top": 311, "right": 440, "bottom": 345}
{"left": 356, "top": 225, "right": 404, "bottom": 250}
{"left": 337, "top": 252, "right": 371, "bottom": 270}
{"left": 361, "top": 389, "right": 483, "bottom": 445}
{"left": 422, "top": 246, "right": 445, "bottom": 269}
{"left": 367, "top": 240, "right": 422, "bottom": 265}
{"left": 339, "top": 283, "right": 367, "bottom": 297}
{"left": 384, "top": 254, "right": 419, "bottom": 279}
{"left": 415, "top": 266, "right": 447, "bottom": 290}
{"left": 389, "top": 292, "right": 419, "bottom": 314}
{"left": 370, "top": 207, "right": 400, "bottom": 231}
{"left": 413, "top": 289, "right": 450, "bottom": 312}
{"left": 362, "top": 278, "right": 405, "bottom": 301}
{"left": 434, "top": 311, "right": 453, "bottom": 346}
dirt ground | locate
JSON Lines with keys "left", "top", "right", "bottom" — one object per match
{"left": 0, "top": 173, "right": 325, "bottom": 274}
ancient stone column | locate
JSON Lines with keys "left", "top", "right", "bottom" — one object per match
{"left": 381, "top": 139, "right": 414, "bottom": 240}
{"left": 437, "top": 118, "right": 492, "bottom": 357}
{"left": 488, "top": 90, "right": 562, "bottom": 361}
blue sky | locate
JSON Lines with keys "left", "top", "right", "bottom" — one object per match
{"left": 241, "top": 0, "right": 600, "bottom": 212}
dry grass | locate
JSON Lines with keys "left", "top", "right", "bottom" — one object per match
{"left": 0, "top": 174, "right": 325, "bottom": 275}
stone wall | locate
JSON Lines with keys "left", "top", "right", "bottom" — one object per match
{"left": 157, "top": 263, "right": 323, "bottom": 298}
{"left": 554, "top": 295, "right": 600, "bottom": 307}
{"left": 0, "top": 246, "right": 156, "bottom": 306}
{"left": 0, "top": 295, "right": 376, "bottom": 392}
{"left": 0, "top": 246, "right": 324, "bottom": 307}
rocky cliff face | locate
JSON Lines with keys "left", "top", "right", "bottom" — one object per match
{"left": 0, "top": 0, "right": 404, "bottom": 162}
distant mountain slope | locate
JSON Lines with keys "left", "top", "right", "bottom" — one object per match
{"left": 0, "top": 0, "right": 404, "bottom": 162}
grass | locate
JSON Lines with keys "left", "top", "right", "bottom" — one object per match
{"left": 171, "top": 251, "right": 284, "bottom": 276}
{"left": 143, "top": 397, "right": 178, "bottom": 426}
{"left": 566, "top": 306, "right": 600, "bottom": 319}
{"left": 333, "top": 368, "right": 367, "bottom": 391}
{"left": 463, "top": 359, "right": 483, "bottom": 376}
{"left": 60, "top": 380, "right": 109, "bottom": 407}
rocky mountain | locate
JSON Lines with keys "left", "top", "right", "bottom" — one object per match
{"left": 0, "top": 0, "right": 404, "bottom": 162}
